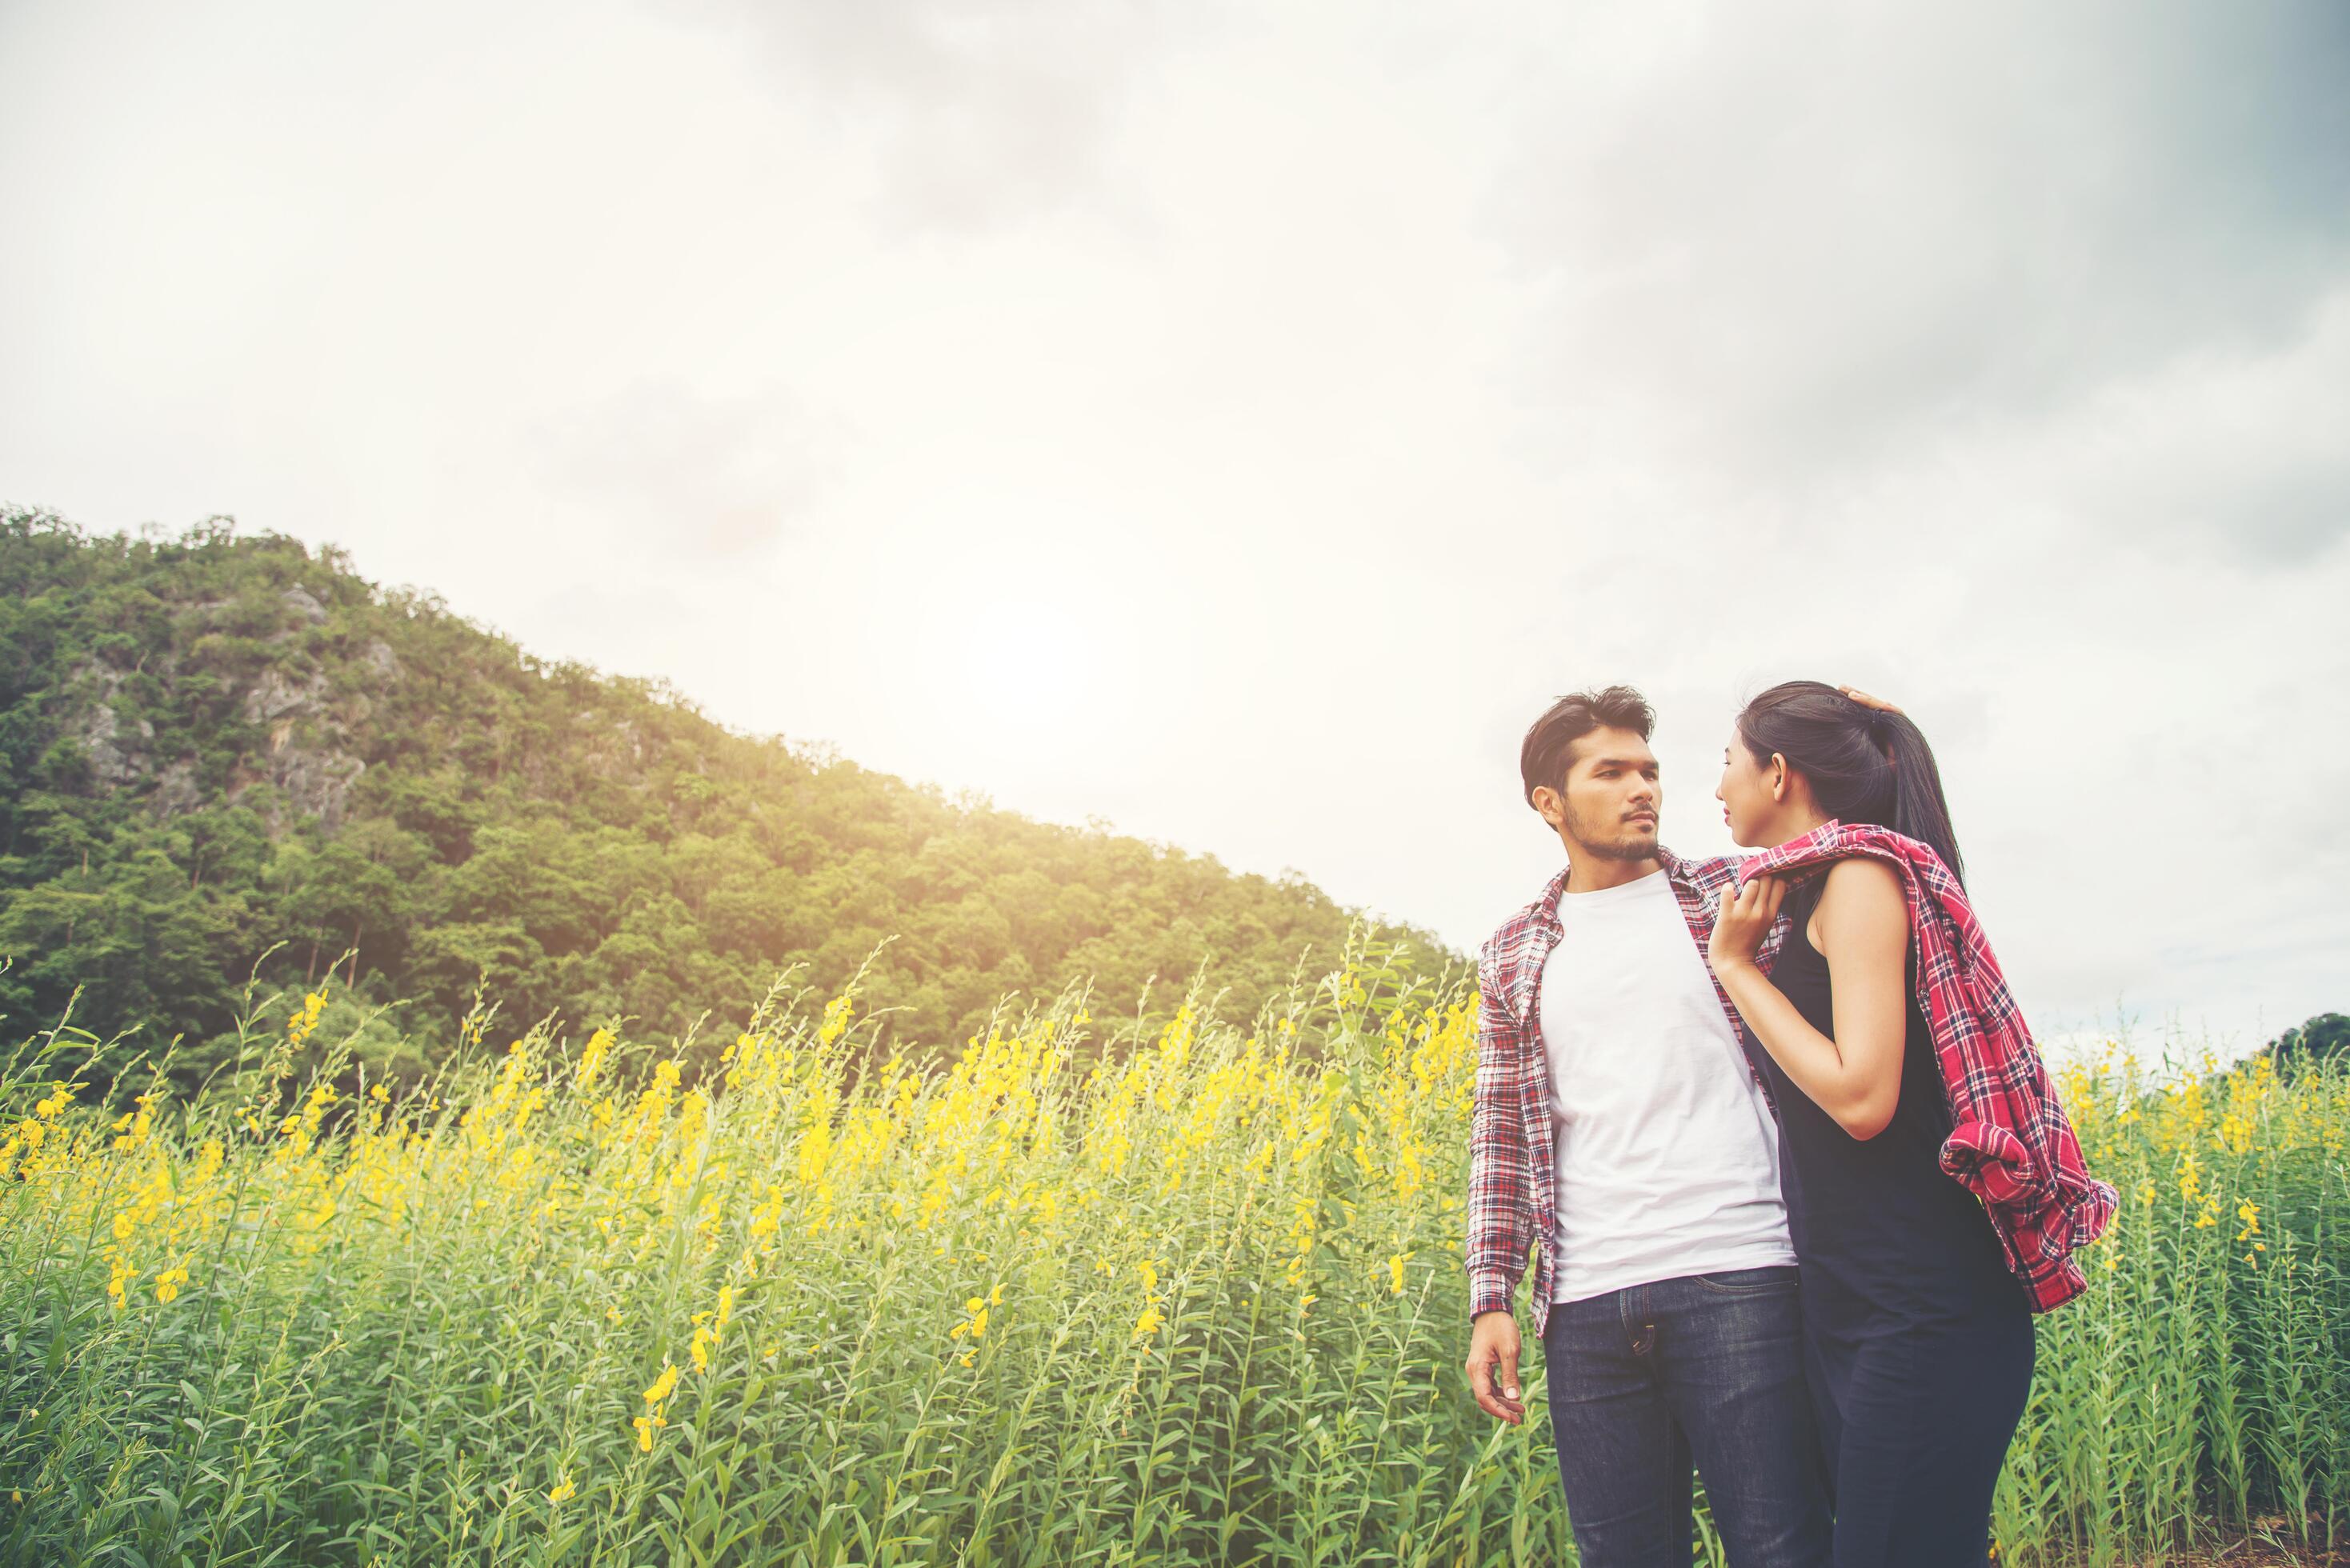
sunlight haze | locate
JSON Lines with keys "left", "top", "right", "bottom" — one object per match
{"left": 3, "top": 0, "right": 2345, "bottom": 1050}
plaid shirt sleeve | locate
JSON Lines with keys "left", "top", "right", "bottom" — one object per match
{"left": 1912, "top": 871, "right": 2117, "bottom": 1310}
{"left": 1464, "top": 942, "right": 1535, "bottom": 1321}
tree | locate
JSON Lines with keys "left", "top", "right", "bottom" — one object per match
{"left": 2264, "top": 1012, "right": 2350, "bottom": 1077}
{"left": 0, "top": 507, "right": 1456, "bottom": 1086}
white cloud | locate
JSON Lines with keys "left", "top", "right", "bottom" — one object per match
{"left": 530, "top": 379, "right": 840, "bottom": 557}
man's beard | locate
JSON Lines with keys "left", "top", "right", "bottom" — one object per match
{"left": 1565, "top": 802, "right": 1657, "bottom": 862}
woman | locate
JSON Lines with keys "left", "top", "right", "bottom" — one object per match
{"left": 1703, "top": 681, "right": 2107, "bottom": 1567}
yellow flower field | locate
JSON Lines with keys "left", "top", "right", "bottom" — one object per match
{"left": 2, "top": 934, "right": 2344, "bottom": 1566}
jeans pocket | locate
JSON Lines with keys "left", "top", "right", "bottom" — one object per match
{"left": 1693, "top": 1265, "right": 1796, "bottom": 1295}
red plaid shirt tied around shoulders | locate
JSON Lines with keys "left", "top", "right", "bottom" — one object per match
{"left": 1731, "top": 821, "right": 2117, "bottom": 1313}
{"left": 1464, "top": 848, "right": 1773, "bottom": 1343}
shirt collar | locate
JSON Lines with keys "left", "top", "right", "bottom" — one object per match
{"left": 1529, "top": 846, "right": 1697, "bottom": 937}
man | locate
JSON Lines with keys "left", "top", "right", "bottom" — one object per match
{"left": 1461, "top": 685, "right": 1831, "bottom": 1568}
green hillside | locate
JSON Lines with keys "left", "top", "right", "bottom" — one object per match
{"left": 0, "top": 507, "right": 1448, "bottom": 1082}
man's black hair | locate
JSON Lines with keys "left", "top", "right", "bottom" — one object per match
{"left": 1519, "top": 686, "right": 1655, "bottom": 808}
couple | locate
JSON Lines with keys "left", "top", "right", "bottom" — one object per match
{"left": 1459, "top": 681, "right": 2117, "bottom": 1567}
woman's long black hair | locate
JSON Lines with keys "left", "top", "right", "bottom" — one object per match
{"left": 1735, "top": 680, "right": 1966, "bottom": 887}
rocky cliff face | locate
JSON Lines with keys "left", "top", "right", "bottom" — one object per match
{"left": 56, "top": 585, "right": 400, "bottom": 834}
{"left": 62, "top": 662, "right": 153, "bottom": 790}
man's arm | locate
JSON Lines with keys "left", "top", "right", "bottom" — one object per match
{"left": 1463, "top": 958, "right": 1533, "bottom": 1318}
{"left": 1463, "top": 956, "right": 1533, "bottom": 1424}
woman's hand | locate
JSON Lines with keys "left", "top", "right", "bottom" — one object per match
{"left": 1710, "top": 875, "right": 1786, "bottom": 974}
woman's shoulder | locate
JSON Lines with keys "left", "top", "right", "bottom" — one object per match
{"left": 1814, "top": 854, "right": 1910, "bottom": 940}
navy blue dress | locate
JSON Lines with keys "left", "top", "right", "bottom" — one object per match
{"left": 1755, "top": 881, "right": 2034, "bottom": 1568}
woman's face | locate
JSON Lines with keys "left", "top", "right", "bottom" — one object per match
{"left": 1714, "top": 727, "right": 1780, "bottom": 848}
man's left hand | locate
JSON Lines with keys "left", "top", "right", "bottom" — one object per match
{"left": 1839, "top": 685, "right": 1904, "bottom": 716}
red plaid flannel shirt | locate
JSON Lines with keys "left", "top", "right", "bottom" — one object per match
{"left": 1465, "top": 848, "right": 1776, "bottom": 1342}
{"left": 1731, "top": 821, "right": 2118, "bottom": 1312}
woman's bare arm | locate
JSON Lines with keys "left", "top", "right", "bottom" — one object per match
{"left": 1708, "top": 859, "right": 1910, "bottom": 1139}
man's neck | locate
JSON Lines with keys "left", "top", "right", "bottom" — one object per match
{"left": 1563, "top": 849, "right": 1663, "bottom": 895}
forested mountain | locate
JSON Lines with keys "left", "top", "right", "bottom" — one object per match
{"left": 0, "top": 508, "right": 1449, "bottom": 1082}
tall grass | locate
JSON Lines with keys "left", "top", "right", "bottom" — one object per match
{"left": 1, "top": 939, "right": 2344, "bottom": 1566}
{"left": 1994, "top": 1042, "right": 2350, "bottom": 1565}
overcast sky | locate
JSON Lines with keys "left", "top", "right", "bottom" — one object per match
{"left": 3, "top": 0, "right": 2345, "bottom": 1057}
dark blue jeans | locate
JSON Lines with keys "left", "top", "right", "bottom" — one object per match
{"left": 1541, "top": 1266, "right": 1832, "bottom": 1568}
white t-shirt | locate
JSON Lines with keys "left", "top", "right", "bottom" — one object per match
{"left": 1538, "top": 866, "right": 1795, "bottom": 1302}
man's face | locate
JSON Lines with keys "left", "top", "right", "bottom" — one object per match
{"left": 1533, "top": 726, "right": 1661, "bottom": 862}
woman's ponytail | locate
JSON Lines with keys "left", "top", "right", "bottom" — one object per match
{"left": 1876, "top": 710, "right": 1964, "bottom": 888}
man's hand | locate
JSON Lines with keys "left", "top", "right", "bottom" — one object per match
{"left": 1710, "top": 875, "right": 1786, "bottom": 973}
{"left": 1838, "top": 685, "right": 1904, "bottom": 716}
{"left": 1466, "top": 1310, "right": 1525, "bottom": 1424}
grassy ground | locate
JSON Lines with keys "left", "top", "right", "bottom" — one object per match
{"left": 2, "top": 935, "right": 2344, "bottom": 1566}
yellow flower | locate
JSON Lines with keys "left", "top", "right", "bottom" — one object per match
{"left": 578, "top": 1026, "right": 613, "bottom": 1090}
{"left": 1387, "top": 1251, "right": 1411, "bottom": 1295}
{"left": 288, "top": 990, "right": 326, "bottom": 1047}
{"left": 1132, "top": 1304, "right": 1163, "bottom": 1339}
{"left": 547, "top": 1474, "right": 576, "bottom": 1505}
{"left": 643, "top": 1361, "right": 680, "bottom": 1406}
